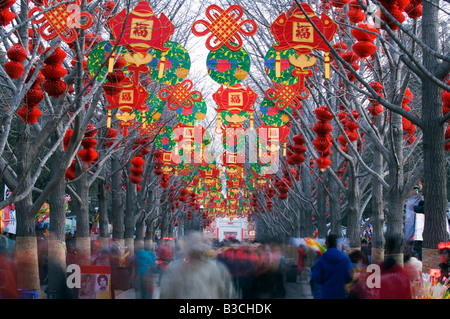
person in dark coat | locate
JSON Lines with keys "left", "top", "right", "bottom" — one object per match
{"left": 312, "top": 234, "right": 353, "bottom": 299}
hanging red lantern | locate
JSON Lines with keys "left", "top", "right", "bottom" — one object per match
{"left": 78, "top": 124, "right": 98, "bottom": 163}
{"left": 347, "top": 0, "right": 366, "bottom": 23}
{"left": 0, "top": 0, "right": 15, "bottom": 26}
{"left": 5, "top": 44, "right": 27, "bottom": 79}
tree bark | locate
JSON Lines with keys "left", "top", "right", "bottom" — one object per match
{"left": 47, "top": 146, "right": 69, "bottom": 298}
{"left": 421, "top": 0, "right": 448, "bottom": 251}
{"left": 111, "top": 156, "right": 124, "bottom": 244}
{"left": 74, "top": 164, "right": 91, "bottom": 265}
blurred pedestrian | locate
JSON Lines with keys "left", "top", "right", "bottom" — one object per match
{"left": 133, "top": 249, "right": 157, "bottom": 299}
{"left": 159, "top": 232, "right": 236, "bottom": 299}
{"left": 403, "top": 250, "right": 422, "bottom": 283}
{"left": 297, "top": 244, "right": 307, "bottom": 283}
{"left": 0, "top": 238, "right": 17, "bottom": 299}
{"left": 347, "top": 250, "right": 369, "bottom": 299}
{"left": 372, "top": 237, "right": 412, "bottom": 299}
{"left": 312, "top": 234, "right": 353, "bottom": 299}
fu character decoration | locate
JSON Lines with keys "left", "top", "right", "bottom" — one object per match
{"left": 269, "top": 3, "right": 337, "bottom": 98}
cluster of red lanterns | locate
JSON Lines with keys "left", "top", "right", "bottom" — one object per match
{"left": 18, "top": 67, "right": 45, "bottom": 124}
{"left": 104, "top": 128, "right": 118, "bottom": 148}
{"left": 287, "top": 133, "right": 307, "bottom": 167}
{"left": 5, "top": 44, "right": 26, "bottom": 79}
{"left": 41, "top": 47, "right": 68, "bottom": 97}
{"left": 274, "top": 174, "right": 292, "bottom": 201}
{"left": 351, "top": 23, "right": 379, "bottom": 60}
{"left": 78, "top": 124, "right": 98, "bottom": 164}
{"left": 103, "top": 56, "right": 127, "bottom": 97}
{"left": 338, "top": 109, "right": 360, "bottom": 153}
{"left": 404, "top": 0, "right": 423, "bottom": 19}
{"left": 313, "top": 106, "right": 334, "bottom": 171}
{"left": 153, "top": 149, "right": 171, "bottom": 189}
{"left": 0, "top": 0, "right": 15, "bottom": 26}
{"left": 129, "top": 137, "right": 150, "bottom": 191}
{"left": 264, "top": 186, "right": 276, "bottom": 210}
{"left": 367, "top": 81, "right": 385, "bottom": 118}
{"left": 378, "top": 0, "right": 422, "bottom": 30}
{"left": 401, "top": 88, "right": 417, "bottom": 145}
{"left": 347, "top": 0, "right": 366, "bottom": 24}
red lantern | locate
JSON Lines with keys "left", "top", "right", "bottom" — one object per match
{"left": 108, "top": 1, "right": 174, "bottom": 53}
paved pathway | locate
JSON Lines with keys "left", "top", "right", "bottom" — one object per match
{"left": 115, "top": 279, "right": 313, "bottom": 299}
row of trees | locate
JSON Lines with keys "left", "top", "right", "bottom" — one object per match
{"left": 0, "top": 0, "right": 449, "bottom": 297}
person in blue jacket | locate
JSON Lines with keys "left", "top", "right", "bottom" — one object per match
{"left": 312, "top": 234, "right": 354, "bottom": 299}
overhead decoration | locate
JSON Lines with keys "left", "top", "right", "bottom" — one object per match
{"left": 87, "top": 41, "right": 128, "bottom": 83}
{"left": 159, "top": 79, "right": 202, "bottom": 112}
{"left": 41, "top": 47, "right": 68, "bottom": 98}
{"left": 312, "top": 105, "right": 334, "bottom": 171}
{"left": 402, "top": 88, "right": 416, "bottom": 145}
{"left": 78, "top": 124, "right": 98, "bottom": 164}
{"left": 29, "top": 0, "right": 93, "bottom": 43}
{"left": 17, "top": 68, "right": 45, "bottom": 125}
{"left": 213, "top": 84, "right": 257, "bottom": 130}
{"left": 5, "top": 44, "right": 27, "bottom": 79}
{"left": 148, "top": 41, "right": 190, "bottom": 85}
{"left": 108, "top": 1, "right": 174, "bottom": 54}
{"left": 351, "top": 23, "right": 379, "bottom": 59}
{"left": 0, "top": 0, "right": 15, "bottom": 26}
{"left": 259, "top": 98, "right": 293, "bottom": 127}
{"left": 206, "top": 44, "right": 250, "bottom": 87}
{"left": 270, "top": 3, "right": 337, "bottom": 81}
{"left": 191, "top": 4, "right": 257, "bottom": 52}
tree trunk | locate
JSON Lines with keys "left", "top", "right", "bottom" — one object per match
{"left": 371, "top": 148, "right": 385, "bottom": 264}
{"left": 329, "top": 151, "right": 342, "bottom": 236}
{"left": 124, "top": 179, "right": 136, "bottom": 256}
{"left": 421, "top": 0, "right": 448, "bottom": 253}
{"left": 300, "top": 163, "right": 314, "bottom": 237}
{"left": 74, "top": 164, "right": 91, "bottom": 265}
{"left": 316, "top": 174, "right": 328, "bottom": 238}
{"left": 144, "top": 218, "right": 156, "bottom": 251}
{"left": 15, "top": 126, "right": 41, "bottom": 296}
{"left": 346, "top": 161, "right": 362, "bottom": 249}
{"left": 47, "top": 147, "right": 69, "bottom": 298}
{"left": 97, "top": 179, "right": 110, "bottom": 251}
{"left": 111, "top": 156, "right": 124, "bottom": 245}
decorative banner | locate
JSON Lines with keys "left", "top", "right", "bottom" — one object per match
{"left": 213, "top": 84, "right": 257, "bottom": 128}
{"left": 264, "top": 47, "right": 299, "bottom": 85}
{"left": 155, "top": 126, "right": 176, "bottom": 152}
{"left": 270, "top": 3, "right": 337, "bottom": 80}
{"left": 260, "top": 97, "right": 293, "bottom": 127}
{"left": 173, "top": 98, "right": 207, "bottom": 126}
{"left": 87, "top": 41, "right": 128, "bottom": 82}
{"left": 148, "top": 41, "right": 191, "bottom": 85}
{"left": 134, "top": 91, "right": 165, "bottom": 126}
{"left": 206, "top": 44, "right": 250, "bottom": 86}
{"left": 29, "top": 0, "right": 93, "bottom": 43}
{"left": 159, "top": 79, "right": 202, "bottom": 111}
{"left": 108, "top": 1, "right": 175, "bottom": 53}
{"left": 271, "top": 3, "right": 337, "bottom": 55}
{"left": 105, "top": 79, "right": 149, "bottom": 135}
{"left": 191, "top": 4, "right": 257, "bottom": 52}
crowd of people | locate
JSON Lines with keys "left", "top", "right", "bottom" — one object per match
{"left": 0, "top": 230, "right": 449, "bottom": 299}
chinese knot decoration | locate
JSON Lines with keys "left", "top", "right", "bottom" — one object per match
{"left": 191, "top": 4, "right": 257, "bottom": 52}
{"left": 29, "top": 0, "right": 93, "bottom": 43}
{"left": 159, "top": 79, "right": 202, "bottom": 111}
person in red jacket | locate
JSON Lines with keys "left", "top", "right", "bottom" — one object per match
{"left": 372, "top": 237, "right": 412, "bottom": 299}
